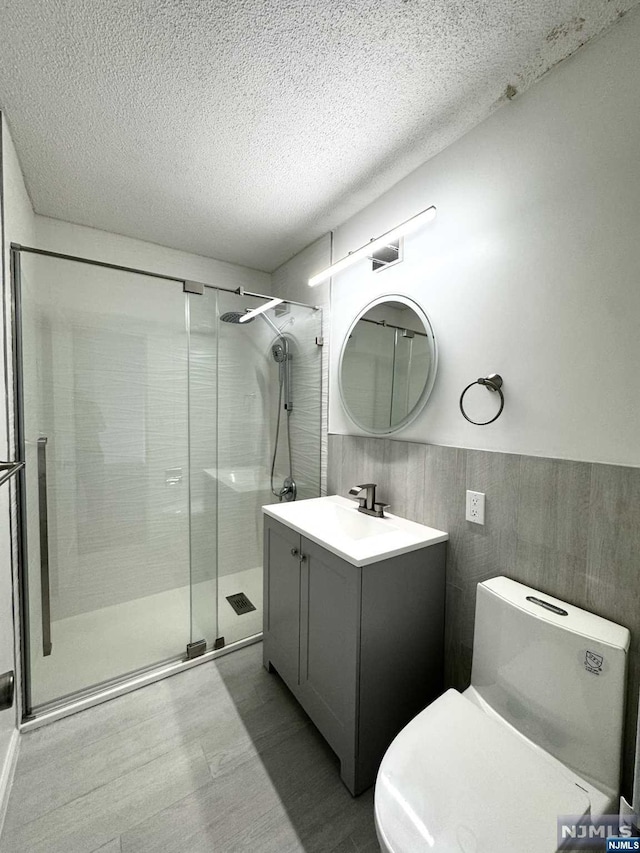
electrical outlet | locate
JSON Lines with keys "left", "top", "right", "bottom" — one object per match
{"left": 466, "top": 490, "right": 485, "bottom": 525}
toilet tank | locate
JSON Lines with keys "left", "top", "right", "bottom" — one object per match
{"left": 470, "top": 577, "right": 630, "bottom": 798}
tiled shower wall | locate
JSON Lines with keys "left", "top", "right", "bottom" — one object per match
{"left": 271, "top": 235, "right": 331, "bottom": 495}
{"left": 327, "top": 434, "right": 640, "bottom": 794}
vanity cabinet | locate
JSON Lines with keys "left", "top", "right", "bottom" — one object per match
{"left": 263, "top": 514, "right": 446, "bottom": 796}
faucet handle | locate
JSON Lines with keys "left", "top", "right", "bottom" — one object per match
{"left": 374, "top": 501, "right": 390, "bottom": 518}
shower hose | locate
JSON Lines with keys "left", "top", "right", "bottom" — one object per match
{"left": 270, "top": 373, "right": 293, "bottom": 500}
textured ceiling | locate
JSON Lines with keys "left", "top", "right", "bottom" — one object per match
{"left": 0, "top": 0, "right": 637, "bottom": 271}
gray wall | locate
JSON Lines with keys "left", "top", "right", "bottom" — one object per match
{"left": 328, "top": 433, "right": 640, "bottom": 797}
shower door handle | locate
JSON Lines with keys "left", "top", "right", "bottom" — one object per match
{"left": 0, "top": 461, "right": 24, "bottom": 487}
{"left": 37, "top": 437, "right": 52, "bottom": 657}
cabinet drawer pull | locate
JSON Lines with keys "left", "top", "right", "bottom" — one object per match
{"left": 291, "top": 548, "right": 299, "bottom": 557}
{"left": 300, "top": 554, "right": 307, "bottom": 563}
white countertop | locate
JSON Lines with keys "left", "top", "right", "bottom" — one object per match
{"left": 262, "top": 494, "right": 448, "bottom": 567}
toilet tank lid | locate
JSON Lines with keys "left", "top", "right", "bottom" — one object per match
{"left": 480, "top": 577, "right": 630, "bottom": 650}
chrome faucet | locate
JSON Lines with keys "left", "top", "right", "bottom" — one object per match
{"left": 348, "top": 483, "right": 390, "bottom": 518}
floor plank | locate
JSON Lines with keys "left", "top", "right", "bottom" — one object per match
{"left": 2, "top": 740, "right": 211, "bottom": 853}
{"left": 90, "top": 840, "right": 121, "bottom": 853}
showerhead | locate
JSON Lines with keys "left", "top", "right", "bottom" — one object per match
{"left": 220, "top": 311, "right": 255, "bottom": 324}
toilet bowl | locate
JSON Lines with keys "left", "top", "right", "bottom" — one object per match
{"left": 374, "top": 577, "right": 630, "bottom": 853}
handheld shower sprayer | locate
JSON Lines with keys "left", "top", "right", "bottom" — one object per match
{"left": 271, "top": 340, "right": 292, "bottom": 412}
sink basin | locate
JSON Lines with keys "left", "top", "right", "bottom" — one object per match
{"left": 314, "top": 501, "right": 400, "bottom": 541}
{"left": 262, "top": 495, "right": 448, "bottom": 566}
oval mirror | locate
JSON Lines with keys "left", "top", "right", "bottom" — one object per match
{"left": 339, "top": 295, "right": 437, "bottom": 434}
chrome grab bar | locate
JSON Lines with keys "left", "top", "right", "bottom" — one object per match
{"left": 0, "top": 461, "right": 24, "bottom": 488}
{"left": 37, "top": 438, "right": 52, "bottom": 657}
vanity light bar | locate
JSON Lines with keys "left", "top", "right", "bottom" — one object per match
{"left": 239, "top": 298, "right": 284, "bottom": 322}
{"left": 308, "top": 205, "right": 437, "bottom": 288}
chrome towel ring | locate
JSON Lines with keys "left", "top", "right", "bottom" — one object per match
{"left": 459, "top": 374, "right": 504, "bottom": 425}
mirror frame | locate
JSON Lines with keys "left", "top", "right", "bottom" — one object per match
{"left": 338, "top": 294, "right": 438, "bottom": 435}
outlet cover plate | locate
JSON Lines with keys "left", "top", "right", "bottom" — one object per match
{"left": 466, "top": 490, "right": 485, "bottom": 525}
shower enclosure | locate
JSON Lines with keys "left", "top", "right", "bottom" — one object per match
{"left": 11, "top": 245, "right": 322, "bottom": 719}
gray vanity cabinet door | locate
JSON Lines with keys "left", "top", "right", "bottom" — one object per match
{"left": 263, "top": 518, "right": 302, "bottom": 691}
{"left": 298, "top": 536, "right": 361, "bottom": 790}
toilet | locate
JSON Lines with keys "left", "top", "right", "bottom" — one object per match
{"left": 374, "top": 576, "right": 630, "bottom": 853}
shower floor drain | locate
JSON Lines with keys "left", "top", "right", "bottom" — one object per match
{"left": 226, "top": 592, "right": 256, "bottom": 616}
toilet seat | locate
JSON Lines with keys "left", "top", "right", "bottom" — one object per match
{"left": 374, "top": 689, "right": 591, "bottom": 853}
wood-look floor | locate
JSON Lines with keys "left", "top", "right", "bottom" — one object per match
{"left": 0, "top": 644, "right": 379, "bottom": 853}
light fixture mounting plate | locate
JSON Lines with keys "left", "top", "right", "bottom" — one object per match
{"left": 371, "top": 238, "right": 402, "bottom": 272}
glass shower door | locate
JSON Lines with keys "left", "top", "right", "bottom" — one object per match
{"left": 187, "top": 289, "right": 322, "bottom": 649}
{"left": 18, "top": 252, "right": 194, "bottom": 710}
{"left": 214, "top": 290, "right": 279, "bottom": 646}
{"left": 16, "top": 245, "right": 321, "bottom": 713}
{"left": 186, "top": 286, "right": 219, "bottom": 650}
